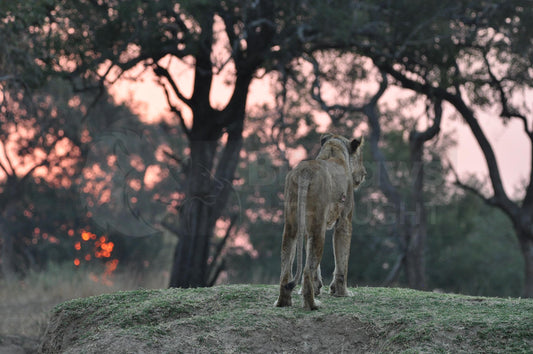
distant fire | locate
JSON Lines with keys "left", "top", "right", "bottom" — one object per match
{"left": 81, "top": 231, "right": 97, "bottom": 241}
{"left": 105, "top": 259, "right": 119, "bottom": 275}
{"left": 74, "top": 230, "right": 119, "bottom": 285}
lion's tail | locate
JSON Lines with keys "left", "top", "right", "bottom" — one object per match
{"left": 287, "top": 175, "right": 308, "bottom": 290}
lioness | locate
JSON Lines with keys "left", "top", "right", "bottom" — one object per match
{"left": 274, "top": 133, "right": 366, "bottom": 310}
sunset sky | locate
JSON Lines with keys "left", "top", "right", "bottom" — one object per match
{"left": 108, "top": 63, "right": 531, "bottom": 200}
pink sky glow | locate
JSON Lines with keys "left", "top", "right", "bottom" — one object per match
{"left": 108, "top": 63, "right": 531, "bottom": 200}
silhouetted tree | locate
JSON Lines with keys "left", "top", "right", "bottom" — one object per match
{"left": 45, "top": 0, "right": 309, "bottom": 287}
{"left": 297, "top": 0, "right": 533, "bottom": 296}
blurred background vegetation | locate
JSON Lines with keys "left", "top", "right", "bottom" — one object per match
{"left": 1, "top": 4, "right": 531, "bottom": 337}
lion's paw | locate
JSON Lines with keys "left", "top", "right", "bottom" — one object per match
{"left": 304, "top": 298, "right": 321, "bottom": 311}
{"left": 274, "top": 297, "right": 292, "bottom": 307}
{"left": 330, "top": 284, "right": 353, "bottom": 297}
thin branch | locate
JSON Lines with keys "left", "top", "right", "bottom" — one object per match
{"left": 410, "top": 98, "right": 442, "bottom": 144}
{"left": 163, "top": 149, "right": 184, "bottom": 164}
{"left": 0, "top": 151, "right": 11, "bottom": 177}
{"left": 152, "top": 64, "right": 193, "bottom": 108}
{"left": 483, "top": 52, "right": 532, "bottom": 138}
{"left": 207, "top": 258, "right": 226, "bottom": 287}
{"left": 447, "top": 158, "right": 496, "bottom": 206}
{"left": 20, "top": 159, "right": 49, "bottom": 185}
{"left": 158, "top": 78, "right": 192, "bottom": 139}
{"left": 0, "top": 75, "right": 15, "bottom": 82}
{"left": 306, "top": 54, "right": 389, "bottom": 122}
{"left": 365, "top": 108, "right": 402, "bottom": 206}
{"left": 304, "top": 54, "right": 365, "bottom": 122}
{"left": 80, "top": 83, "right": 106, "bottom": 124}
{"left": 206, "top": 213, "right": 238, "bottom": 286}
{"left": 0, "top": 137, "right": 15, "bottom": 177}
{"left": 369, "top": 71, "right": 389, "bottom": 106}
{"left": 481, "top": 50, "right": 533, "bottom": 208}
{"left": 0, "top": 89, "right": 13, "bottom": 178}
{"left": 20, "top": 130, "right": 64, "bottom": 184}
{"left": 220, "top": 14, "right": 242, "bottom": 74}
{"left": 382, "top": 253, "right": 404, "bottom": 287}
{"left": 210, "top": 213, "right": 238, "bottom": 271}
{"left": 271, "top": 66, "right": 290, "bottom": 166}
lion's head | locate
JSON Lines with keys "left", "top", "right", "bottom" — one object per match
{"left": 319, "top": 133, "right": 366, "bottom": 189}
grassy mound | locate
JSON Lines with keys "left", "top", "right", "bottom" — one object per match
{"left": 40, "top": 284, "right": 533, "bottom": 353}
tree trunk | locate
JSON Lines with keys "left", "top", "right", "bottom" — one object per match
{"left": 402, "top": 216, "right": 427, "bottom": 290}
{"left": 380, "top": 63, "right": 533, "bottom": 296}
{"left": 401, "top": 101, "right": 440, "bottom": 290}
{"left": 169, "top": 133, "right": 244, "bottom": 288}
{"left": 169, "top": 140, "right": 217, "bottom": 288}
{"left": 0, "top": 204, "right": 17, "bottom": 281}
{"left": 398, "top": 204, "right": 426, "bottom": 290}
{"left": 168, "top": 72, "right": 250, "bottom": 288}
{"left": 0, "top": 227, "right": 15, "bottom": 281}
{"left": 403, "top": 145, "right": 428, "bottom": 290}
{"left": 517, "top": 229, "right": 533, "bottom": 298}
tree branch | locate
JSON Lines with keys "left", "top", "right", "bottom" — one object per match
{"left": 207, "top": 258, "right": 226, "bottom": 287}
{"left": 361, "top": 72, "right": 402, "bottom": 206}
{"left": 382, "top": 253, "right": 404, "bottom": 287}
{"left": 209, "top": 129, "right": 243, "bottom": 224}
{"left": 447, "top": 159, "right": 496, "bottom": 206}
{"left": 271, "top": 66, "right": 290, "bottom": 166}
{"left": 305, "top": 54, "right": 365, "bottom": 122}
{"left": 206, "top": 213, "right": 238, "bottom": 286}
{"left": 380, "top": 62, "right": 517, "bottom": 217}
{"left": 410, "top": 98, "right": 442, "bottom": 144}
{"left": 306, "top": 58, "right": 400, "bottom": 204}
{"left": 210, "top": 213, "right": 238, "bottom": 272}
{"left": 20, "top": 159, "right": 49, "bottom": 185}
{"left": 152, "top": 64, "right": 193, "bottom": 108}
{"left": 483, "top": 52, "right": 532, "bottom": 138}
{"left": 0, "top": 75, "right": 15, "bottom": 82}
{"left": 0, "top": 138, "right": 15, "bottom": 177}
{"left": 157, "top": 75, "right": 192, "bottom": 139}
{"left": 0, "top": 156, "right": 11, "bottom": 178}
{"left": 221, "top": 13, "right": 242, "bottom": 73}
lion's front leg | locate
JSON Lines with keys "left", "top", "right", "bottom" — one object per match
{"left": 330, "top": 214, "right": 353, "bottom": 297}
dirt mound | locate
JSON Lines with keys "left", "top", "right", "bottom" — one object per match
{"left": 40, "top": 286, "right": 381, "bottom": 353}
{"left": 40, "top": 285, "right": 533, "bottom": 353}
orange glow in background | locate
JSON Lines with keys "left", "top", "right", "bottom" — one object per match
{"left": 74, "top": 230, "right": 119, "bottom": 285}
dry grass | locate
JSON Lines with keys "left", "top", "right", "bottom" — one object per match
{"left": 0, "top": 263, "right": 168, "bottom": 341}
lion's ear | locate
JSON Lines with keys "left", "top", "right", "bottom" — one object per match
{"left": 320, "top": 133, "right": 333, "bottom": 146}
{"left": 350, "top": 137, "right": 363, "bottom": 153}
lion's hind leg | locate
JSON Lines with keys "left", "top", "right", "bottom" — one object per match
{"left": 330, "top": 215, "right": 354, "bottom": 297}
{"left": 298, "top": 264, "right": 322, "bottom": 296}
{"left": 302, "top": 218, "right": 326, "bottom": 310}
{"left": 302, "top": 261, "right": 323, "bottom": 310}
{"left": 314, "top": 265, "right": 323, "bottom": 296}
{"left": 275, "top": 222, "right": 297, "bottom": 307}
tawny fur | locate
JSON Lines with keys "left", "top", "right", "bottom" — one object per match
{"left": 274, "top": 133, "right": 366, "bottom": 310}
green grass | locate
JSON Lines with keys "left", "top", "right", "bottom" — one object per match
{"left": 40, "top": 285, "right": 533, "bottom": 353}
